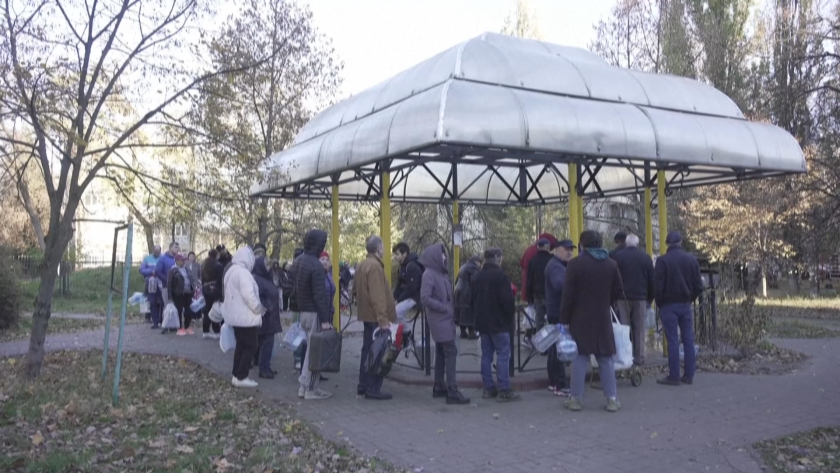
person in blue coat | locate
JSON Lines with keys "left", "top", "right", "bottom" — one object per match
{"left": 139, "top": 245, "right": 161, "bottom": 327}
{"left": 155, "top": 242, "right": 179, "bottom": 306}
{"left": 544, "top": 239, "right": 575, "bottom": 396}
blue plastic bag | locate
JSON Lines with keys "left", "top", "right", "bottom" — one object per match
{"left": 556, "top": 325, "right": 578, "bottom": 362}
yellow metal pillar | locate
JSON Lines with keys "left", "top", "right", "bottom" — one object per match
{"left": 331, "top": 184, "right": 340, "bottom": 327}
{"left": 453, "top": 200, "right": 460, "bottom": 288}
{"left": 577, "top": 193, "right": 584, "bottom": 236}
{"left": 568, "top": 163, "right": 579, "bottom": 255}
{"left": 380, "top": 172, "right": 392, "bottom": 286}
{"left": 657, "top": 169, "right": 668, "bottom": 356}
{"left": 645, "top": 185, "right": 653, "bottom": 257}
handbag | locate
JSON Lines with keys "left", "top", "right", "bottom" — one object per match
{"left": 162, "top": 303, "right": 180, "bottom": 329}
{"left": 219, "top": 324, "right": 236, "bottom": 353}
{"left": 308, "top": 328, "right": 342, "bottom": 373}
{"left": 208, "top": 301, "right": 224, "bottom": 323}
{"left": 367, "top": 330, "right": 399, "bottom": 377}
{"left": 611, "top": 308, "right": 633, "bottom": 370}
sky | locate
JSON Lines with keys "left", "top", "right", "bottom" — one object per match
{"left": 298, "top": 0, "right": 617, "bottom": 97}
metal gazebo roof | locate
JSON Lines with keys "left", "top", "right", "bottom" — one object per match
{"left": 250, "top": 32, "right": 805, "bottom": 204}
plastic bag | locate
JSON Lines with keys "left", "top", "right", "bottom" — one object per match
{"left": 190, "top": 296, "right": 206, "bottom": 313}
{"left": 645, "top": 306, "right": 656, "bottom": 330}
{"left": 611, "top": 309, "right": 633, "bottom": 370}
{"left": 219, "top": 323, "right": 236, "bottom": 353}
{"left": 162, "top": 303, "right": 180, "bottom": 329}
{"left": 128, "top": 292, "right": 146, "bottom": 306}
{"left": 367, "top": 330, "right": 399, "bottom": 377}
{"left": 556, "top": 326, "right": 578, "bottom": 362}
{"left": 532, "top": 324, "right": 561, "bottom": 353}
{"left": 139, "top": 301, "right": 150, "bottom": 314}
{"left": 283, "top": 322, "right": 306, "bottom": 351}
{"left": 208, "top": 301, "right": 224, "bottom": 323}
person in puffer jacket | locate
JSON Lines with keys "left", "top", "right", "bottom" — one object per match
{"left": 223, "top": 246, "right": 265, "bottom": 388}
{"left": 291, "top": 230, "right": 332, "bottom": 400}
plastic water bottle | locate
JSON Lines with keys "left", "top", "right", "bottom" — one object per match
{"left": 128, "top": 292, "right": 146, "bottom": 306}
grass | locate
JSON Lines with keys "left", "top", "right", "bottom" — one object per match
{"left": 0, "top": 316, "right": 106, "bottom": 343}
{"left": 21, "top": 267, "right": 146, "bottom": 315}
{"left": 755, "top": 426, "right": 840, "bottom": 473}
{"left": 767, "top": 320, "right": 840, "bottom": 339}
{"left": 0, "top": 350, "right": 403, "bottom": 473}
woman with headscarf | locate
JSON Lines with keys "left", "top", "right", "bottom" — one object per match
{"left": 252, "top": 255, "right": 282, "bottom": 379}
{"left": 420, "top": 243, "right": 470, "bottom": 405}
{"left": 223, "top": 246, "right": 265, "bottom": 388}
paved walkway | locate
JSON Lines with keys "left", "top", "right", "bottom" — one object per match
{"left": 2, "top": 326, "right": 839, "bottom": 473}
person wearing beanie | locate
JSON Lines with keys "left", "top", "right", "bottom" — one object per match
{"left": 167, "top": 253, "right": 195, "bottom": 336}
{"left": 655, "top": 231, "right": 704, "bottom": 387}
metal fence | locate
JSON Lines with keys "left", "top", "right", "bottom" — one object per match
{"left": 13, "top": 255, "right": 143, "bottom": 297}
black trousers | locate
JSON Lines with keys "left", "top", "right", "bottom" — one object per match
{"left": 201, "top": 294, "right": 222, "bottom": 334}
{"left": 547, "top": 344, "right": 567, "bottom": 388}
{"left": 358, "top": 322, "right": 384, "bottom": 394}
{"left": 232, "top": 326, "right": 259, "bottom": 380}
{"left": 173, "top": 293, "right": 192, "bottom": 329}
{"left": 434, "top": 340, "right": 458, "bottom": 390}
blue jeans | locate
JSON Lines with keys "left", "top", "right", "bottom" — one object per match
{"left": 570, "top": 354, "right": 616, "bottom": 399}
{"left": 359, "top": 322, "right": 384, "bottom": 394}
{"left": 147, "top": 289, "right": 162, "bottom": 325}
{"left": 480, "top": 333, "right": 511, "bottom": 391}
{"left": 660, "top": 303, "right": 695, "bottom": 381}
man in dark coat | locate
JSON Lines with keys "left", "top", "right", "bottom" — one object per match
{"left": 200, "top": 249, "right": 224, "bottom": 338}
{"left": 420, "top": 243, "right": 469, "bottom": 405}
{"left": 526, "top": 238, "right": 554, "bottom": 332}
{"left": 392, "top": 242, "right": 424, "bottom": 324}
{"left": 472, "top": 248, "right": 520, "bottom": 402}
{"left": 544, "top": 239, "right": 575, "bottom": 395}
{"left": 291, "top": 230, "right": 331, "bottom": 400}
{"left": 454, "top": 255, "right": 482, "bottom": 339}
{"left": 611, "top": 233, "right": 654, "bottom": 365}
{"left": 252, "top": 256, "right": 282, "bottom": 379}
{"left": 655, "top": 231, "right": 704, "bottom": 387}
{"left": 519, "top": 233, "right": 558, "bottom": 303}
{"left": 560, "top": 230, "right": 624, "bottom": 412}
{"left": 609, "top": 231, "right": 627, "bottom": 258}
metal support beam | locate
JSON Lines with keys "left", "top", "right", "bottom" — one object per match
{"left": 657, "top": 169, "right": 667, "bottom": 256}
{"left": 453, "top": 200, "right": 460, "bottom": 289}
{"left": 381, "top": 171, "right": 392, "bottom": 286}
{"left": 331, "top": 184, "right": 340, "bottom": 326}
{"left": 568, "top": 163, "right": 579, "bottom": 255}
{"left": 645, "top": 165, "right": 653, "bottom": 257}
{"left": 576, "top": 164, "right": 584, "bottom": 236}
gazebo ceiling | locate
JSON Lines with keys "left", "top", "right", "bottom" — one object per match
{"left": 251, "top": 32, "right": 805, "bottom": 204}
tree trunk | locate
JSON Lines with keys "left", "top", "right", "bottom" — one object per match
{"left": 143, "top": 223, "right": 156, "bottom": 255}
{"left": 18, "top": 177, "right": 46, "bottom": 251}
{"left": 25, "top": 246, "right": 62, "bottom": 378}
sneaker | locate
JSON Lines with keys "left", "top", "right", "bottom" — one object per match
{"left": 565, "top": 397, "right": 582, "bottom": 411}
{"left": 446, "top": 389, "right": 470, "bottom": 405}
{"left": 555, "top": 387, "right": 571, "bottom": 397}
{"left": 657, "top": 377, "right": 681, "bottom": 386}
{"left": 298, "top": 387, "right": 305, "bottom": 398}
{"left": 547, "top": 385, "right": 557, "bottom": 393}
{"left": 211, "top": 333, "right": 221, "bottom": 340}
{"left": 186, "top": 328, "right": 195, "bottom": 335}
{"left": 176, "top": 329, "right": 187, "bottom": 336}
{"left": 232, "top": 377, "right": 258, "bottom": 388}
{"left": 304, "top": 389, "right": 332, "bottom": 400}
{"left": 202, "top": 333, "right": 213, "bottom": 339}
{"left": 294, "top": 361, "right": 302, "bottom": 371}
{"left": 496, "top": 390, "right": 521, "bottom": 402}
{"left": 606, "top": 398, "right": 621, "bottom": 412}
{"left": 365, "top": 391, "right": 393, "bottom": 401}
{"left": 681, "top": 377, "right": 693, "bottom": 385}
{"left": 482, "top": 388, "right": 498, "bottom": 399}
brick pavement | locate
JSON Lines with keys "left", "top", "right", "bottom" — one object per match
{"left": 2, "top": 325, "right": 839, "bottom": 473}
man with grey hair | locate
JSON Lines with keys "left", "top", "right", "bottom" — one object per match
{"left": 611, "top": 233, "right": 654, "bottom": 365}
{"left": 354, "top": 235, "right": 397, "bottom": 400}
{"left": 140, "top": 244, "right": 162, "bottom": 327}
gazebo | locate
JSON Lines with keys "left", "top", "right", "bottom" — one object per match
{"left": 251, "top": 32, "right": 805, "bottom": 322}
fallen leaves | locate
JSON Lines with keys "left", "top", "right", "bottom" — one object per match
{"left": 31, "top": 431, "right": 44, "bottom": 446}
{"left": 175, "top": 445, "right": 194, "bottom": 454}
{"left": 755, "top": 426, "right": 840, "bottom": 473}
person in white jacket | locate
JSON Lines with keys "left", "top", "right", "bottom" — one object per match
{"left": 223, "top": 246, "right": 265, "bottom": 388}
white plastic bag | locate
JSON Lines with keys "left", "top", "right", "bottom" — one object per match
{"left": 556, "top": 326, "right": 578, "bottom": 362}
{"left": 283, "top": 322, "right": 305, "bottom": 350}
{"left": 611, "top": 309, "right": 633, "bottom": 370}
{"left": 219, "top": 323, "right": 236, "bottom": 353}
{"left": 208, "top": 301, "right": 224, "bottom": 323}
{"left": 162, "top": 303, "right": 180, "bottom": 329}
{"left": 190, "top": 296, "right": 206, "bottom": 313}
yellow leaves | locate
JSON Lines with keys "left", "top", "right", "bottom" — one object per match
{"left": 184, "top": 426, "right": 199, "bottom": 433}
{"left": 650, "top": 431, "right": 658, "bottom": 439}
{"left": 175, "top": 445, "right": 194, "bottom": 454}
{"left": 31, "top": 431, "right": 44, "bottom": 446}
{"left": 7, "top": 358, "right": 16, "bottom": 365}
{"left": 201, "top": 411, "right": 216, "bottom": 422}
{"left": 214, "top": 458, "right": 235, "bottom": 471}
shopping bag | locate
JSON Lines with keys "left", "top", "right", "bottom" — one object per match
{"left": 283, "top": 322, "right": 305, "bottom": 350}
{"left": 208, "top": 301, "right": 224, "bottom": 323}
{"left": 367, "top": 330, "right": 399, "bottom": 377}
{"left": 556, "top": 325, "right": 578, "bottom": 362}
{"left": 645, "top": 306, "right": 656, "bottom": 330}
{"left": 162, "top": 303, "right": 180, "bottom": 329}
{"left": 219, "top": 324, "right": 236, "bottom": 353}
{"left": 611, "top": 309, "right": 633, "bottom": 370}
{"left": 308, "top": 328, "right": 342, "bottom": 373}
{"left": 190, "top": 296, "right": 206, "bottom": 313}
{"left": 139, "top": 301, "right": 150, "bottom": 314}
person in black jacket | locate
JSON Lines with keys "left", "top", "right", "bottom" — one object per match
{"left": 655, "top": 231, "right": 704, "bottom": 387}
{"left": 291, "top": 230, "right": 332, "bottom": 400}
{"left": 454, "top": 255, "right": 482, "bottom": 339}
{"left": 544, "top": 239, "right": 575, "bottom": 395}
{"left": 609, "top": 231, "right": 627, "bottom": 258}
{"left": 611, "top": 233, "right": 654, "bottom": 365}
{"left": 253, "top": 255, "right": 282, "bottom": 379}
{"left": 472, "top": 248, "right": 520, "bottom": 402}
{"left": 201, "top": 249, "right": 224, "bottom": 339}
{"left": 392, "top": 242, "right": 424, "bottom": 324}
{"left": 526, "top": 238, "right": 553, "bottom": 333}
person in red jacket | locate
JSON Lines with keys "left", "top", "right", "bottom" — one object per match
{"left": 519, "top": 233, "right": 558, "bottom": 302}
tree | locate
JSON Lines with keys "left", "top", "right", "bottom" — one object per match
{"left": 501, "top": 0, "right": 543, "bottom": 40}
{"left": 0, "top": 0, "right": 292, "bottom": 377}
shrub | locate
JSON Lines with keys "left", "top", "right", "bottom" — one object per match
{"left": 717, "top": 295, "right": 769, "bottom": 356}
{"left": 0, "top": 255, "right": 23, "bottom": 330}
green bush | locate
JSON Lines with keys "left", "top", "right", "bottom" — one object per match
{"left": 0, "top": 257, "right": 23, "bottom": 330}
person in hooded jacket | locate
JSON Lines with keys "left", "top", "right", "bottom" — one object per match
{"left": 201, "top": 249, "right": 224, "bottom": 339}
{"left": 454, "top": 255, "right": 482, "bottom": 339}
{"left": 526, "top": 238, "right": 554, "bottom": 333}
{"left": 420, "top": 243, "right": 471, "bottom": 405}
{"left": 560, "top": 230, "right": 625, "bottom": 412}
{"left": 544, "top": 239, "right": 576, "bottom": 396}
{"left": 252, "top": 255, "right": 282, "bottom": 379}
{"left": 291, "top": 230, "right": 332, "bottom": 400}
{"left": 519, "top": 233, "right": 558, "bottom": 304}
{"left": 167, "top": 253, "right": 194, "bottom": 336}
{"left": 392, "top": 242, "right": 423, "bottom": 324}
{"left": 223, "top": 246, "right": 265, "bottom": 388}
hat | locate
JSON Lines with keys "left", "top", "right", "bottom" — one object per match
{"left": 537, "top": 238, "right": 550, "bottom": 247}
{"left": 174, "top": 253, "right": 186, "bottom": 262}
{"left": 552, "top": 239, "right": 576, "bottom": 250}
{"left": 253, "top": 243, "right": 267, "bottom": 253}
{"left": 320, "top": 251, "right": 330, "bottom": 259}
{"left": 484, "top": 248, "right": 503, "bottom": 259}
{"left": 666, "top": 231, "right": 683, "bottom": 245}
{"left": 216, "top": 244, "right": 226, "bottom": 251}
{"left": 614, "top": 231, "right": 627, "bottom": 243}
